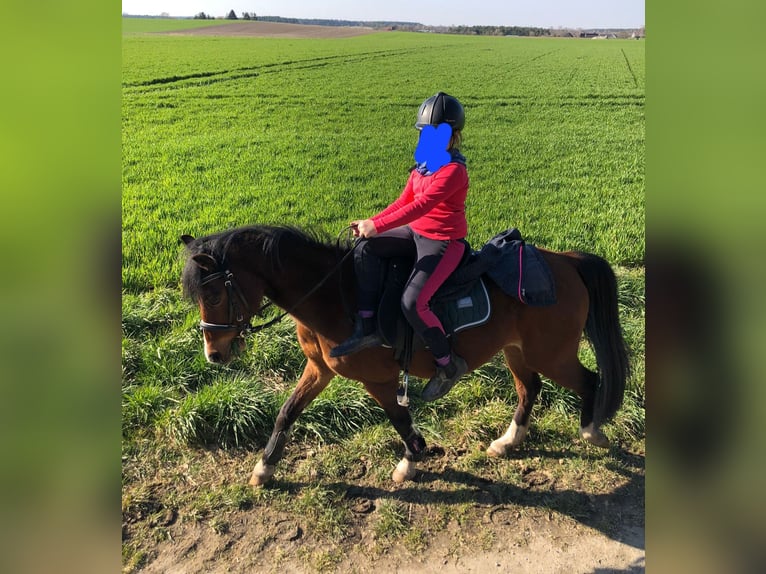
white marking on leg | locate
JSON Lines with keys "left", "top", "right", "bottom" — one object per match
{"left": 487, "top": 420, "right": 528, "bottom": 457}
{"left": 249, "top": 459, "right": 276, "bottom": 486}
{"left": 579, "top": 423, "right": 610, "bottom": 448}
{"left": 392, "top": 457, "right": 417, "bottom": 483}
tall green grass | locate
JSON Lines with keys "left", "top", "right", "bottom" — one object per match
{"left": 123, "top": 30, "right": 644, "bottom": 292}
{"left": 122, "top": 266, "right": 644, "bottom": 451}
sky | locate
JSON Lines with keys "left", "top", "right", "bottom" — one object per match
{"left": 121, "top": 0, "right": 645, "bottom": 29}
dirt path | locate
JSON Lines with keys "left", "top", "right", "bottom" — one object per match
{"left": 139, "top": 508, "right": 644, "bottom": 573}
{"left": 389, "top": 524, "right": 644, "bottom": 574}
{"left": 127, "top": 446, "right": 645, "bottom": 574}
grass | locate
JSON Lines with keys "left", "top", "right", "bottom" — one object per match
{"left": 374, "top": 500, "right": 410, "bottom": 540}
{"left": 122, "top": 23, "right": 644, "bottom": 572}
{"left": 161, "top": 376, "right": 276, "bottom": 448}
{"left": 121, "top": 266, "right": 644, "bottom": 572}
{"left": 292, "top": 378, "right": 387, "bottom": 443}
{"left": 122, "top": 31, "right": 644, "bottom": 292}
{"left": 293, "top": 484, "right": 350, "bottom": 538}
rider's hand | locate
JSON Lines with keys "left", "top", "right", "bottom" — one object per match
{"left": 350, "top": 219, "right": 377, "bottom": 238}
{"left": 353, "top": 219, "right": 377, "bottom": 238}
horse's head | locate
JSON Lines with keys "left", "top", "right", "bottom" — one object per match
{"left": 181, "top": 233, "right": 264, "bottom": 364}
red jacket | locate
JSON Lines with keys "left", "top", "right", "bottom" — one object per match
{"left": 371, "top": 162, "right": 469, "bottom": 240}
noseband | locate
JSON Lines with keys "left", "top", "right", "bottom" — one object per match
{"left": 198, "top": 269, "right": 259, "bottom": 336}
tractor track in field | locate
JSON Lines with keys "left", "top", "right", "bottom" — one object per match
{"left": 620, "top": 48, "right": 639, "bottom": 89}
{"left": 123, "top": 46, "right": 453, "bottom": 92}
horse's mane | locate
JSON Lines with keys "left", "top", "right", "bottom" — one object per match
{"left": 182, "top": 225, "right": 350, "bottom": 301}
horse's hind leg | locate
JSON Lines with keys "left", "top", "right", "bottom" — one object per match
{"left": 364, "top": 380, "right": 425, "bottom": 483}
{"left": 545, "top": 359, "right": 610, "bottom": 448}
{"left": 249, "top": 357, "right": 333, "bottom": 486}
{"left": 487, "top": 346, "right": 542, "bottom": 457}
{"left": 574, "top": 367, "right": 611, "bottom": 448}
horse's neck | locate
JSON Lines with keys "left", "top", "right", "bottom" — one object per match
{"left": 259, "top": 246, "right": 346, "bottom": 327}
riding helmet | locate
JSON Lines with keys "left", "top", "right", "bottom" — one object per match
{"left": 415, "top": 92, "right": 465, "bottom": 131}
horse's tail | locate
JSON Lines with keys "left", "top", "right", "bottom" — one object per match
{"left": 572, "top": 252, "right": 630, "bottom": 426}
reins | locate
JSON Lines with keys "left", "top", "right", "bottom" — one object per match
{"left": 198, "top": 226, "right": 359, "bottom": 337}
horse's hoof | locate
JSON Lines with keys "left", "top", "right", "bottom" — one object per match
{"left": 579, "top": 423, "right": 610, "bottom": 448}
{"left": 487, "top": 422, "right": 527, "bottom": 457}
{"left": 249, "top": 459, "right": 276, "bottom": 486}
{"left": 392, "top": 458, "right": 417, "bottom": 483}
{"left": 486, "top": 441, "right": 507, "bottom": 458}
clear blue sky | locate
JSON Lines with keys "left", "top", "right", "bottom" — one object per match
{"left": 121, "top": 0, "right": 645, "bottom": 29}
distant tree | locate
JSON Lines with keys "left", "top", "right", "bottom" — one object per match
{"left": 226, "top": 9, "right": 238, "bottom": 20}
{"left": 193, "top": 12, "right": 208, "bottom": 20}
{"left": 242, "top": 12, "right": 257, "bottom": 20}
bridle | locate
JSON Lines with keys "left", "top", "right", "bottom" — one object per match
{"left": 198, "top": 268, "right": 270, "bottom": 337}
{"left": 197, "top": 226, "right": 358, "bottom": 338}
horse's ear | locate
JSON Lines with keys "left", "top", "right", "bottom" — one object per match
{"left": 180, "top": 234, "right": 195, "bottom": 245}
{"left": 191, "top": 254, "right": 217, "bottom": 272}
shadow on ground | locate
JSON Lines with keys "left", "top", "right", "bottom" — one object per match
{"left": 268, "top": 446, "right": 645, "bottom": 550}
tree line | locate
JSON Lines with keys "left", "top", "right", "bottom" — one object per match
{"left": 444, "top": 25, "right": 548, "bottom": 36}
{"left": 188, "top": 12, "right": 642, "bottom": 38}
{"left": 193, "top": 10, "right": 257, "bottom": 20}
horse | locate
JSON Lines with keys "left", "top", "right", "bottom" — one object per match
{"left": 180, "top": 225, "right": 630, "bottom": 485}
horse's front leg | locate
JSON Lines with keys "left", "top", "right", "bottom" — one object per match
{"left": 250, "top": 358, "right": 333, "bottom": 486}
{"left": 364, "top": 380, "right": 426, "bottom": 483}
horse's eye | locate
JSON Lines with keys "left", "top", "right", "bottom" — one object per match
{"left": 203, "top": 291, "right": 222, "bottom": 307}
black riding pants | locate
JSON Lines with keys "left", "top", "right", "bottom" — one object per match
{"left": 354, "top": 226, "right": 466, "bottom": 359}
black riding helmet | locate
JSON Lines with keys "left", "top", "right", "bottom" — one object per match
{"left": 415, "top": 92, "right": 465, "bottom": 131}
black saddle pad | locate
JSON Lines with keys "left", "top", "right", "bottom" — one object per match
{"left": 376, "top": 257, "right": 491, "bottom": 355}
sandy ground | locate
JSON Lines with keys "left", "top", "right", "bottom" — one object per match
{"left": 138, "top": 508, "right": 644, "bottom": 574}
{"left": 128, "top": 448, "right": 645, "bottom": 574}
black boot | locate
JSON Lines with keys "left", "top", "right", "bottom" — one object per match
{"left": 421, "top": 354, "right": 468, "bottom": 401}
{"left": 330, "top": 315, "right": 382, "bottom": 357}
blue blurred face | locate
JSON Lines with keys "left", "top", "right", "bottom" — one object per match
{"left": 414, "top": 123, "right": 452, "bottom": 172}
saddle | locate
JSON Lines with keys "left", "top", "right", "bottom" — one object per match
{"left": 372, "top": 228, "right": 557, "bottom": 369}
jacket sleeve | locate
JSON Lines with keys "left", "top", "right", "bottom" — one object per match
{"left": 371, "top": 173, "right": 415, "bottom": 225}
{"left": 371, "top": 164, "right": 464, "bottom": 233}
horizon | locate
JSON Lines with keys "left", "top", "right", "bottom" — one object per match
{"left": 121, "top": 13, "right": 644, "bottom": 30}
{"left": 120, "top": 1, "right": 645, "bottom": 29}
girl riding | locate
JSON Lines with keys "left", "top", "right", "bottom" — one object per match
{"left": 331, "top": 92, "right": 470, "bottom": 402}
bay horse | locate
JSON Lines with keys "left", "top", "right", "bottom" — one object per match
{"left": 180, "top": 225, "right": 629, "bottom": 485}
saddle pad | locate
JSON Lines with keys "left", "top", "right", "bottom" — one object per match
{"left": 431, "top": 277, "right": 491, "bottom": 336}
{"left": 376, "top": 256, "right": 491, "bottom": 350}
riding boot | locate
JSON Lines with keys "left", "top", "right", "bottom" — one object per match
{"left": 421, "top": 354, "right": 468, "bottom": 402}
{"left": 330, "top": 315, "right": 382, "bottom": 357}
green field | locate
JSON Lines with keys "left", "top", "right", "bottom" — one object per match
{"left": 122, "top": 22, "right": 644, "bottom": 571}
{"left": 122, "top": 29, "right": 644, "bottom": 291}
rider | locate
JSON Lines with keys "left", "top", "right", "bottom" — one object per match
{"left": 330, "top": 92, "right": 469, "bottom": 402}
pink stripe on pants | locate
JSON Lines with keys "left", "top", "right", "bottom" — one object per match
{"left": 414, "top": 240, "right": 466, "bottom": 331}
